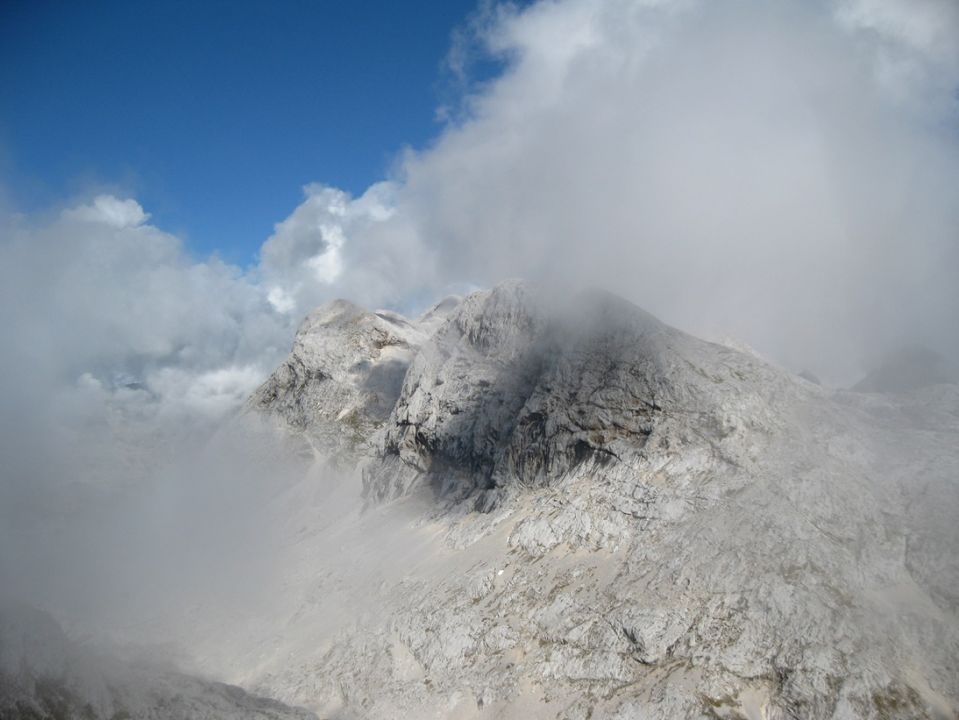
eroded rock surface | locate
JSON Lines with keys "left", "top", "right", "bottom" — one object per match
{"left": 248, "top": 298, "right": 456, "bottom": 465}
{"left": 225, "top": 281, "right": 959, "bottom": 719}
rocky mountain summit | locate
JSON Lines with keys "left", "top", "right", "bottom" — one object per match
{"left": 5, "top": 280, "right": 956, "bottom": 719}
{"left": 237, "top": 280, "right": 959, "bottom": 719}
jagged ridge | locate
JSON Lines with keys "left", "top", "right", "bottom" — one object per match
{"left": 241, "top": 280, "right": 959, "bottom": 720}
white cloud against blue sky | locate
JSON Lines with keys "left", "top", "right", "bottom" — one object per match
{"left": 1, "top": 0, "right": 957, "bottom": 461}
{"left": 0, "top": 0, "right": 483, "bottom": 263}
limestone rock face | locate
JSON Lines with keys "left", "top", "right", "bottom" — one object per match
{"left": 232, "top": 280, "right": 959, "bottom": 720}
{"left": 366, "top": 281, "right": 787, "bottom": 509}
{"left": 248, "top": 298, "right": 454, "bottom": 463}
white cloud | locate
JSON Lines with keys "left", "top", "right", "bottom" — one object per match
{"left": 835, "top": 0, "right": 959, "bottom": 107}
{"left": 297, "top": 0, "right": 957, "bottom": 383}
{"left": 149, "top": 364, "right": 266, "bottom": 418}
{"left": 259, "top": 182, "right": 395, "bottom": 285}
{"left": 63, "top": 194, "right": 150, "bottom": 228}
{"left": 208, "top": 0, "right": 959, "bottom": 385}
{"left": 258, "top": 180, "right": 435, "bottom": 312}
{"left": 0, "top": 196, "right": 295, "bottom": 494}
{"left": 836, "top": 0, "right": 959, "bottom": 64}
{"left": 266, "top": 286, "right": 296, "bottom": 314}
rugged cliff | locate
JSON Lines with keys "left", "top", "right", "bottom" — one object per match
{"left": 236, "top": 280, "right": 959, "bottom": 719}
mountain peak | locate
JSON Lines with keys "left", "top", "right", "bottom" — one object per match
{"left": 233, "top": 281, "right": 959, "bottom": 718}
{"left": 253, "top": 280, "right": 792, "bottom": 506}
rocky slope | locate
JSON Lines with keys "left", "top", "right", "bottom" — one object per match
{"left": 248, "top": 296, "right": 459, "bottom": 467}
{"left": 205, "top": 281, "right": 959, "bottom": 719}
{"left": 0, "top": 604, "right": 317, "bottom": 720}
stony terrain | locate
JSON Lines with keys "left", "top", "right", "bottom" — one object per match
{"left": 235, "top": 281, "right": 959, "bottom": 719}
{"left": 5, "top": 280, "right": 956, "bottom": 719}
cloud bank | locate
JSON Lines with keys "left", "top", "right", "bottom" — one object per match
{"left": 246, "top": 0, "right": 959, "bottom": 383}
{"left": 385, "top": 0, "right": 959, "bottom": 382}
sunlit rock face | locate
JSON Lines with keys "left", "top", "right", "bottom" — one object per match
{"left": 248, "top": 299, "right": 426, "bottom": 460}
{"left": 241, "top": 280, "right": 959, "bottom": 720}
{"left": 363, "top": 280, "right": 788, "bottom": 511}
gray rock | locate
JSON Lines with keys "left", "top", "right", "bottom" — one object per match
{"left": 228, "top": 280, "right": 959, "bottom": 719}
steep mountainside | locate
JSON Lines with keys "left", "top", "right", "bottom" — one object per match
{"left": 0, "top": 605, "right": 316, "bottom": 720}
{"left": 248, "top": 297, "right": 460, "bottom": 466}
{"left": 209, "top": 281, "right": 958, "bottom": 719}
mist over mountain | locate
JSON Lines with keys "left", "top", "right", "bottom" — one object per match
{"left": 1, "top": 0, "right": 958, "bottom": 718}
{"left": 8, "top": 281, "right": 957, "bottom": 718}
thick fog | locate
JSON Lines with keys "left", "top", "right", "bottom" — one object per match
{"left": 1, "top": 0, "right": 958, "bottom": 638}
{"left": 261, "top": 0, "right": 959, "bottom": 384}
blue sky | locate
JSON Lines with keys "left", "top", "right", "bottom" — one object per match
{"left": 0, "top": 0, "right": 485, "bottom": 265}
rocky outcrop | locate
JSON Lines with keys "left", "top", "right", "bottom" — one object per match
{"left": 237, "top": 280, "right": 959, "bottom": 720}
{"left": 365, "top": 281, "right": 790, "bottom": 509}
{"left": 248, "top": 297, "right": 457, "bottom": 464}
